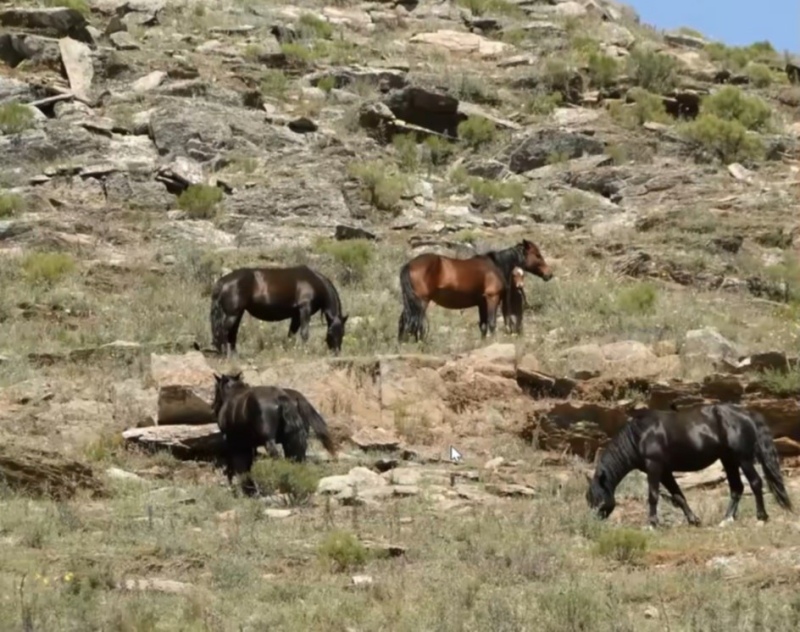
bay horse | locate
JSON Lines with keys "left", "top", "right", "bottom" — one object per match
{"left": 397, "top": 239, "right": 553, "bottom": 342}
{"left": 506, "top": 266, "right": 528, "bottom": 336}
{"left": 209, "top": 265, "right": 348, "bottom": 358}
{"left": 585, "top": 403, "right": 793, "bottom": 528}
{"left": 212, "top": 372, "right": 337, "bottom": 496}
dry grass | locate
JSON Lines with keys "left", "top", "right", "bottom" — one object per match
{"left": 2, "top": 0, "right": 800, "bottom": 629}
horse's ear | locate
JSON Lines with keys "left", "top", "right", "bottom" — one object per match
{"left": 232, "top": 371, "right": 242, "bottom": 381}
{"left": 213, "top": 372, "right": 222, "bottom": 383}
{"left": 521, "top": 239, "right": 532, "bottom": 249}
{"left": 341, "top": 314, "right": 349, "bottom": 324}
{"left": 583, "top": 471, "right": 592, "bottom": 484}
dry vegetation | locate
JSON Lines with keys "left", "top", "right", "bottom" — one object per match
{"left": 1, "top": 0, "right": 800, "bottom": 628}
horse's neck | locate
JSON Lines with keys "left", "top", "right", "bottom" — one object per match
{"left": 599, "top": 433, "right": 637, "bottom": 491}
{"left": 489, "top": 247, "right": 522, "bottom": 280}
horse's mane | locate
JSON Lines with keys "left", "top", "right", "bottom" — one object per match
{"left": 484, "top": 242, "right": 525, "bottom": 282}
{"left": 596, "top": 416, "right": 644, "bottom": 491}
{"left": 309, "top": 267, "right": 342, "bottom": 318}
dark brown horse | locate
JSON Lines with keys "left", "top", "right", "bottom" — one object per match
{"left": 506, "top": 266, "right": 528, "bottom": 336}
{"left": 212, "top": 372, "right": 337, "bottom": 495}
{"left": 397, "top": 239, "right": 552, "bottom": 342}
{"left": 585, "top": 403, "right": 793, "bottom": 528}
{"left": 209, "top": 265, "right": 348, "bottom": 357}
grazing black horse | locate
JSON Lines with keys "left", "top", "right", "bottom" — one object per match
{"left": 212, "top": 372, "right": 337, "bottom": 495}
{"left": 209, "top": 265, "right": 349, "bottom": 358}
{"left": 585, "top": 403, "right": 793, "bottom": 528}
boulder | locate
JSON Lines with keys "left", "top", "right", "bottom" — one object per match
{"left": 408, "top": 29, "right": 512, "bottom": 59}
{"left": 506, "top": 129, "right": 605, "bottom": 173}
{"left": 121, "top": 423, "right": 223, "bottom": 458}
{"left": 150, "top": 351, "right": 216, "bottom": 425}
{"left": 682, "top": 328, "right": 743, "bottom": 365}
{"left": 0, "top": 444, "right": 106, "bottom": 499}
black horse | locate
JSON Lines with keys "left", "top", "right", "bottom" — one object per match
{"left": 212, "top": 372, "right": 337, "bottom": 495}
{"left": 209, "top": 265, "right": 348, "bottom": 358}
{"left": 585, "top": 403, "right": 793, "bottom": 528}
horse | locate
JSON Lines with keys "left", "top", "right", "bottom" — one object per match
{"left": 397, "top": 238, "right": 552, "bottom": 342}
{"left": 506, "top": 266, "right": 528, "bottom": 336}
{"left": 212, "top": 372, "right": 337, "bottom": 495}
{"left": 209, "top": 265, "right": 348, "bottom": 358}
{"left": 585, "top": 403, "right": 793, "bottom": 528}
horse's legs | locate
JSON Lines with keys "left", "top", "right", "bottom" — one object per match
{"left": 720, "top": 457, "right": 745, "bottom": 523}
{"left": 298, "top": 302, "right": 312, "bottom": 343}
{"left": 478, "top": 300, "right": 489, "bottom": 338}
{"left": 486, "top": 294, "right": 501, "bottom": 336}
{"left": 739, "top": 459, "right": 769, "bottom": 522}
{"left": 660, "top": 471, "right": 701, "bottom": 526}
{"left": 645, "top": 460, "right": 663, "bottom": 528}
{"left": 288, "top": 314, "right": 301, "bottom": 339}
{"left": 223, "top": 313, "right": 243, "bottom": 357}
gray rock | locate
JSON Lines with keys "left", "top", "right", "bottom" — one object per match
{"left": 507, "top": 129, "right": 606, "bottom": 173}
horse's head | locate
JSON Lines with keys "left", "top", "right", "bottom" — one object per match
{"left": 324, "top": 313, "right": 348, "bottom": 355}
{"left": 212, "top": 371, "right": 244, "bottom": 415}
{"left": 520, "top": 239, "right": 553, "bottom": 282}
{"left": 584, "top": 470, "right": 616, "bottom": 520}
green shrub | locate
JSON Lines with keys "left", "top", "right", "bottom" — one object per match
{"left": 464, "top": 177, "right": 525, "bottom": 212}
{"left": 609, "top": 88, "right": 670, "bottom": 128}
{"left": 297, "top": 13, "right": 334, "bottom": 40}
{"left": 315, "top": 238, "right": 373, "bottom": 285}
{"left": 348, "top": 161, "right": 409, "bottom": 213}
{"left": 702, "top": 85, "right": 772, "bottom": 131}
{"left": 746, "top": 62, "right": 774, "bottom": 88}
{"left": 280, "top": 42, "right": 317, "bottom": 65}
{"left": 586, "top": 52, "right": 620, "bottom": 89}
{"left": 541, "top": 58, "right": 577, "bottom": 95}
{"left": 21, "top": 252, "right": 76, "bottom": 286}
{"left": 44, "top": 0, "right": 90, "bottom": 16}
{"left": 317, "top": 75, "right": 336, "bottom": 93}
{"left": 595, "top": 528, "right": 648, "bottom": 564}
{"left": 457, "top": 115, "right": 497, "bottom": 149}
{"left": 422, "top": 136, "right": 455, "bottom": 168}
{"left": 455, "top": 0, "right": 524, "bottom": 18}
{"left": 261, "top": 70, "right": 289, "bottom": 99}
{"left": 616, "top": 282, "right": 658, "bottom": 315}
{"left": 0, "top": 103, "right": 35, "bottom": 134}
{"left": 706, "top": 40, "right": 777, "bottom": 71}
{"left": 250, "top": 459, "right": 321, "bottom": 506}
{"left": 526, "top": 91, "right": 563, "bottom": 116}
{"left": 680, "top": 113, "right": 764, "bottom": 163}
{"left": 626, "top": 48, "right": 678, "bottom": 94}
{"left": 0, "top": 191, "right": 26, "bottom": 217}
{"left": 317, "top": 529, "right": 369, "bottom": 572}
{"left": 391, "top": 134, "right": 419, "bottom": 172}
{"left": 177, "top": 184, "right": 224, "bottom": 219}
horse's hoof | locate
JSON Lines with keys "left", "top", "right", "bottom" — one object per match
{"left": 756, "top": 519, "right": 767, "bottom": 527}
{"left": 644, "top": 525, "right": 656, "bottom": 531}
{"left": 718, "top": 517, "right": 734, "bottom": 528}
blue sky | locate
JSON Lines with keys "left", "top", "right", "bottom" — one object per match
{"left": 626, "top": 1, "right": 799, "bottom": 54}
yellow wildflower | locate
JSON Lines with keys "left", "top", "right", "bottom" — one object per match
{"left": 64, "top": 573, "right": 74, "bottom": 582}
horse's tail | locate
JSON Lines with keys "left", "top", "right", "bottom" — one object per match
{"left": 292, "top": 391, "right": 337, "bottom": 458}
{"left": 209, "top": 279, "right": 227, "bottom": 352}
{"left": 751, "top": 408, "right": 794, "bottom": 512}
{"left": 398, "top": 261, "right": 425, "bottom": 341}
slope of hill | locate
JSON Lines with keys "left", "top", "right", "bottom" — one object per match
{"left": 1, "top": 0, "right": 800, "bottom": 628}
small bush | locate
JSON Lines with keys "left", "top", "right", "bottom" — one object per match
{"left": 746, "top": 62, "right": 774, "bottom": 88}
{"left": 317, "top": 75, "right": 336, "bottom": 93}
{"left": 758, "top": 368, "right": 800, "bottom": 397}
{"left": 526, "top": 91, "right": 563, "bottom": 116}
{"left": 0, "top": 103, "right": 35, "bottom": 134}
{"left": 280, "top": 42, "right": 317, "bottom": 65}
{"left": 315, "top": 238, "right": 373, "bottom": 285}
{"left": 616, "top": 282, "right": 658, "bottom": 315}
{"left": 455, "top": 0, "right": 523, "bottom": 18}
{"left": 348, "top": 161, "right": 409, "bottom": 213}
{"left": 0, "top": 191, "right": 26, "bottom": 217}
{"left": 177, "top": 184, "right": 224, "bottom": 219}
{"left": 595, "top": 528, "right": 648, "bottom": 564}
{"left": 464, "top": 177, "right": 525, "bottom": 212}
{"left": 702, "top": 85, "right": 772, "bottom": 132}
{"left": 627, "top": 48, "right": 678, "bottom": 94}
{"left": 680, "top": 114, "right": 764, "bottom": 163}
{"left": 586, "top": 52, "right": 620, "bottom": 89}
{"left": 609, "top": 88, "right": 670, "bottom": 127}
{"left": 44, "top": 0, "right": 90, "bottom": 16}
{"left": 457, "top": 115, "right": 497, "bottom": 149}
{"left": 297, "top": 13, "right": 334, "bottom": 40}
{"left": 391, "top": 134, "right": 420, "bottom": 172}
{"left": 706, "top": 40, "right": 777, "bottom": 71}
{"left": 250, "top": 459, "right": 321, "bottom": 506}
{"left": 21, "top": 252, "right": 76, "bottom": 286}
{"left": 541, "top": 58, "right": 577, "bottom": 95}
{"left": 318, "top": 529, "right": 369, "bottom": 572}
{"left": 422, "top": 136, "right": 455, "bottom": 169}
{"left": 261, "top": 69, "right": 289, "bottom": 98}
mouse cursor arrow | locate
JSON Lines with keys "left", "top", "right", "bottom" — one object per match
{"left": 449, "top": 445, "right": 462, "bottom": 463}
